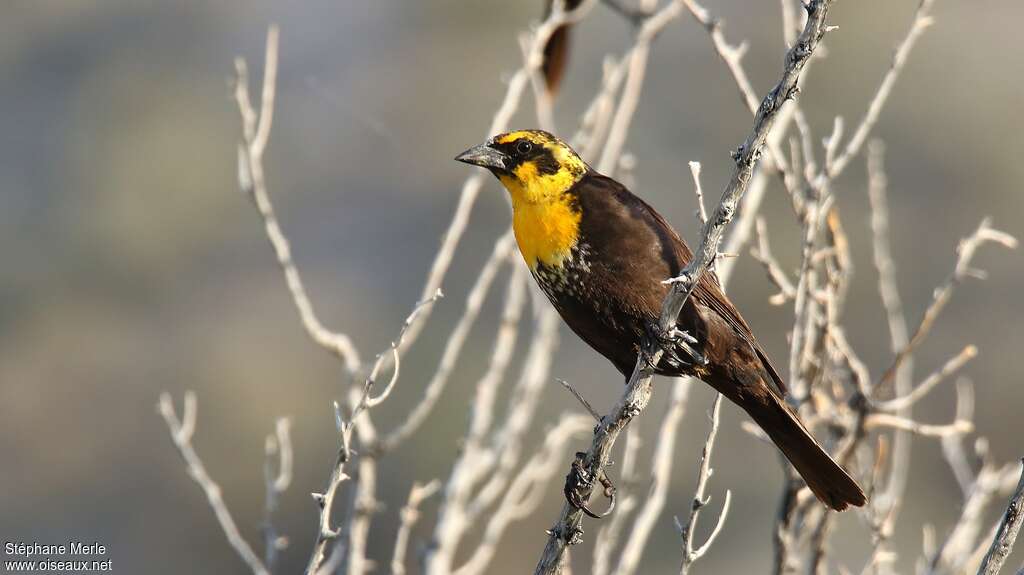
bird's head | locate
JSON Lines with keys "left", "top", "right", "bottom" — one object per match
{"left": 455, "top": 130, "right": 588, "bottom": 205}
{"left": 456, "top": 130, "right": 589, "bottom": 268}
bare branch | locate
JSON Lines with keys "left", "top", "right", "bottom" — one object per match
{"left": 679, "top": 393, "right": 730, "bottom": 574}
{"left": 421, "top": 267, "right": 529, "bottom": 573}
{"left": 359, "top": 289, "right": 444, "bottom": 413}
{"left": 158, "top": 392, "right": 270, "bottom": 575}
{"left": 977, "top": 460, "right": 1024, "bottom": 575}
{"left": 427, "top": 308, "right": 562, "bottom": 574}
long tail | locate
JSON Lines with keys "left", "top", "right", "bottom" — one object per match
{"left": 744, "top": 389, "right": 866, "bottom": 510}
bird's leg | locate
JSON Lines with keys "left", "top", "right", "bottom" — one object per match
{"left": 563, "top": 451, "right": 617, "bottom": 520}
{"left": 645, "top": 321, "right": 708, "bottom": 367}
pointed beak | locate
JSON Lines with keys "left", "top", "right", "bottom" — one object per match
{"left": 454, "top": 143, "right": 508, "bottom": 171}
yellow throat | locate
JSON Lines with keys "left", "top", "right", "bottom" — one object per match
{"left": 492, "top": 131, "right": 588, "bottom": 269}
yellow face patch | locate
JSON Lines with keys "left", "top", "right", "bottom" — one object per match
{"left": 490, "top": 131, "right": 589, "bottom": 268}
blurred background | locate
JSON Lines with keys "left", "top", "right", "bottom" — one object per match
{"left": 1, "top": 1, "right": 1021, "bottom": 573}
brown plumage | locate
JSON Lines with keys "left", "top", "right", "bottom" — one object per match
{"left": 456, "top": 130, "right": 866, "bottom": 511}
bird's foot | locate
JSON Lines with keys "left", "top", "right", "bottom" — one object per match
{"left": 646, "top": 322, "right": 709, "bottom": 367}
{"left": 564, "top": 452, "right": 617, "bottom": 519}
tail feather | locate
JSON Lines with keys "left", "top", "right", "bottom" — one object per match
{"left": 748, "top": 392, "right": 866, "bottom": 511}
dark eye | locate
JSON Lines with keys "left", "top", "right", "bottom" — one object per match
{"left": 516, "top": 140, "right": 533, "bottom": 155}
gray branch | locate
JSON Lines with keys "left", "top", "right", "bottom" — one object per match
{"left": 978, "top": 460, "right": 1024, "bottom": 575}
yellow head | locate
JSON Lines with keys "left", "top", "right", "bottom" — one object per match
{"left": 455, "top": 130, "right": 589, "bottom": 268}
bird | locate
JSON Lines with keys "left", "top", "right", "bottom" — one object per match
{"left": 455, "top": 129, "right": 866, "bottom": 511}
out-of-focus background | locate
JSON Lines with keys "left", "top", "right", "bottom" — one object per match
{"left": 2, "top": 1, "right": 1021, "bottom": 573}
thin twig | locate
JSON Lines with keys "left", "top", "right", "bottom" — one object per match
{"left": 422, "top": 266, "right": 529, "bottom": 573}
{"left": 558, "top": 379, "right": 603, "bottom": 422}
{"left": 679, "top": 394, "right": 731, "bottom": 574}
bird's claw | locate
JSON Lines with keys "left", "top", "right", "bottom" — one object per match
{"left": 646, "top": 323, "right": 708, "bottom": 367}
{"left": 564, "top": 452, "right": 617, "bottom": 520}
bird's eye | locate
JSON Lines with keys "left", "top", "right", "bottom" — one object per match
{"left": 516, "top": 140, "right": 533, "bottom": 155}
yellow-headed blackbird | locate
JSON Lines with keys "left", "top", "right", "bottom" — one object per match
{"left": 456, "top": 129, "right": 865, "bottom": 511}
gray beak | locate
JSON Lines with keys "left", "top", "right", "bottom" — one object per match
{"left": 454, "top": 143, "right": 508, "bottom": 171}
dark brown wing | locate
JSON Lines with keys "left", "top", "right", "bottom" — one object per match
{"left": 584, "top": 172, "right": 787, "bottom": 394}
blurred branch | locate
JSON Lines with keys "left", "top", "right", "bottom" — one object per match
{"left": 592, "top": 429, "right": 643, "bottom": 575}
{"left": 534, "top": 3, "right": 836, "bottom": 572}
{"left": 306, "top": 294, "right": 441, "bottom": 575}
{"left": 680, "top": 0, "right": 807, "bottom": 211}
{"left": 751, "top": 216, "right": 796, "bottom": 305}
{"left": 391, "top": 480, "right": 441, "bottom": 575}
{"left": 263, "top": 418, "right": 293, "bottom": 571}
{"left": 451, "top": 415, "right": 593, "bottom": 575}
{"left": 234, "top": 25, "right": 362, "bottom": 374}
{"left": 877, "top": 219, "right": 1017, "bottom": 391}
{"left": 376, "top": 232, "right": 514, "bottom": 453}
{"left": 596, "top": 0, "right": 684, "bottom": 174}
{"left": 158, "top": 392, "right": 270, "bottom": 575}
{"left": 866, "top": 140, "right": 915, "bottom": 529}
{"left": 928, "top": 452, "right": 1024, "bottom": 574}
{"left": 827, "top": 0, "right": 937, "bottom": 177}
{"left": 423, "top": 265, "right": 529, "bottom": 573}
{"left": 977, "top": 460, "right": 1024, "bottom": 575}
{"left": 873, "top": 345, "right": 977, "bottom": 412}
{"left": 613, "top": 379, "right": 692, "bottom": 575}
